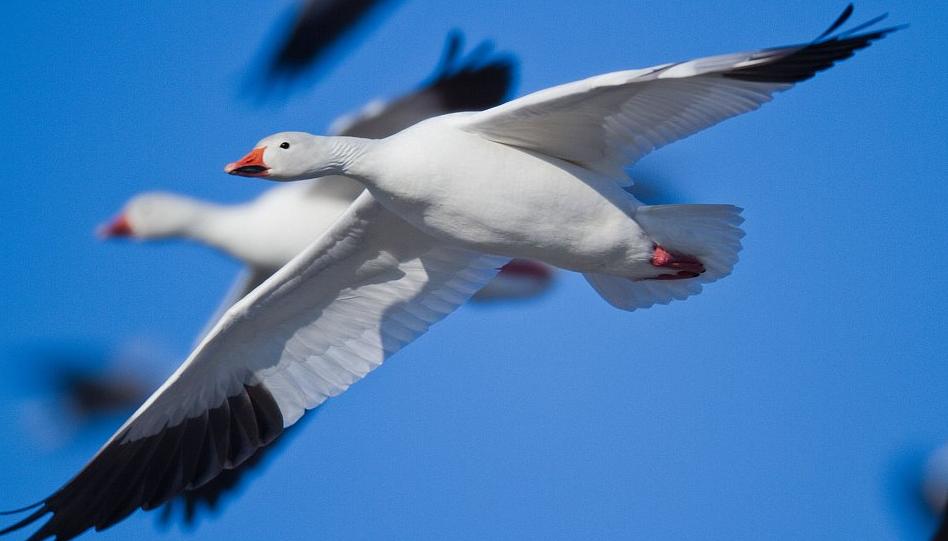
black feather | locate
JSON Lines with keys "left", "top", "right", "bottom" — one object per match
{"left": 724, "top": 7, "right": 901, "bottom": 85}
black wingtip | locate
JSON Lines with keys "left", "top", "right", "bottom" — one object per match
{"left": 0, "top": 501, "right": 44, "bottom": 516}
{"left": 811, "top": 5, "right": 904, "bottom": 44}
{"left": 836, "top": 12, "right": 889, "bottom": 39}
{"left": 816, "top": 4, "right": 855, "bottom": 41}
{"left": 724, "top": 5, "right": 902, "bottom": 84}
{"left": 0, "top": 506, "right": 48, "bottom": 536}
{"left": 438, "top": 30, "right": 465, "bottom": 78}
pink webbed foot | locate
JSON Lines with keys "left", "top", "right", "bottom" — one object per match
{"left": 650, "top": 245, "right": 705, "bottom": 280}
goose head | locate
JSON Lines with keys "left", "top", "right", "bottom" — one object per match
{"left": 98, "top": 192, "right": 201, "bottom": 240}
{"left": 226, "top": 132, "right": 342, "bottom": 181}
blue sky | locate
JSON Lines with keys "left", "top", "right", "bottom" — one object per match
{"left": 1, "top": 1, "right": 946, "bottom": 539}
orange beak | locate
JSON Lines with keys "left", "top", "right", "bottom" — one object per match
{"left": 225, "top": 147, "right": 269, "bottom": 176}
{"left": 97, "top": 214, "right": 133, "bottom": 239}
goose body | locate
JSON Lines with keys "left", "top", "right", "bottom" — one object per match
{"left": 358, "top": 118, "right": 654, "bottom": 274}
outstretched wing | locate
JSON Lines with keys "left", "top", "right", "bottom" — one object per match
{"left": 456, "top": 5, "right": 898, "bottom": 184}
{"left": 2, "top": 192, "right": 507, "bottom": 540}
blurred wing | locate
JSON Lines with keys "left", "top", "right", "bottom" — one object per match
{"left": 267, "top": 0, "right": 397, "bottom": 80}
{"left": 2, "top": 192, "right": 507, "bottom": 540}
{"left": 330, "top": 32, "right": 516, "bottom": 139}
{"left": 192, "top": 267, "right": 276, "bottom": 347}
{"left": 457, "top": 7, "right": 897, "bottom": 184}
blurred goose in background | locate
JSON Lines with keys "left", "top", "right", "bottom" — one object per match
{"left": 1, "top": 7, "right": 898, "bottom": 540}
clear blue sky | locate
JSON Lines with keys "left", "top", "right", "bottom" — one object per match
{"left": 1, "top": 1, "right": 946, "bottom": 539}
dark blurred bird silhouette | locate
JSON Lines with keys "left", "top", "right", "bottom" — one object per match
{"left": 925, "top": 444, "right": 948, "bottom": 540}
{"left": 887, "top": 443, "right": 948, "bottom": 541}
{"left": 253, "top": 0, "right": 402, "bottom": 97}
{"left": 934, "top": 516, "right": 948, "bottom": 541}
{"left": 54, "top": 367, "right": 146, "bottom": 421}
{"left": 13, "top": 344, "right": 153, "bottom": 448}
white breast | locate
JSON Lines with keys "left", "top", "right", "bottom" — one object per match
{"left": 358, "top": 118, "right": 649, "bottom": 272}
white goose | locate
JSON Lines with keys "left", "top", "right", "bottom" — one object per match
{"left": 101, "top": 38, "right": 551, "bottom": 324}
{"left": 1, "top": 8, "right": 897, "bottom": 539}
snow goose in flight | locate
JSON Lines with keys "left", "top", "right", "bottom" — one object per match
{"left": 1, "top": 6, "right": 898, "bottom": 539}
{"left": 225, "top": 6, "right": 896, "bottom": 310}
{"left": 101, "top": 35, "right": 546, "bottom": 327}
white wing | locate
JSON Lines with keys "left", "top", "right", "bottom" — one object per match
{"left": 456, "top": 8, "right": 897, "bottom": 184}
{"left": 3, "top": 192, "right": 507, "bottom": 540}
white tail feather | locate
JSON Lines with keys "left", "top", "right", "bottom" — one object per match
{"left": 585, "top": 204, "right": 744, "bottom": 311}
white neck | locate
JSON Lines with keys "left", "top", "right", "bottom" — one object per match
{"left": 182, "top": 203, "right": 258, "bottom": 263}
{"left": 310, "top": 136, "right": 377, "bottom": 179}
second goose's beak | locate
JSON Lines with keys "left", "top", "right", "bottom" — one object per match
{"left": 97, "top": 214, "right": 133, "bottom": 238}
{"left": 225, "top": 147, "right": 269, "bottom": 176}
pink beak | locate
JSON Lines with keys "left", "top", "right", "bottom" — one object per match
{"left": 225, "top": 147, "right": 269, "bottom": 176}
{"left": 97, "top": 214, "right": 133, "bottom": 238}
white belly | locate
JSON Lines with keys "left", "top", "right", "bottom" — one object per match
{"left": 358, "top": 120, "right": 653, "bottom": 274}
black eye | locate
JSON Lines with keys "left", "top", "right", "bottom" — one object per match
{"left": 280, "top": 142, "right": 290, "bottom": 149}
